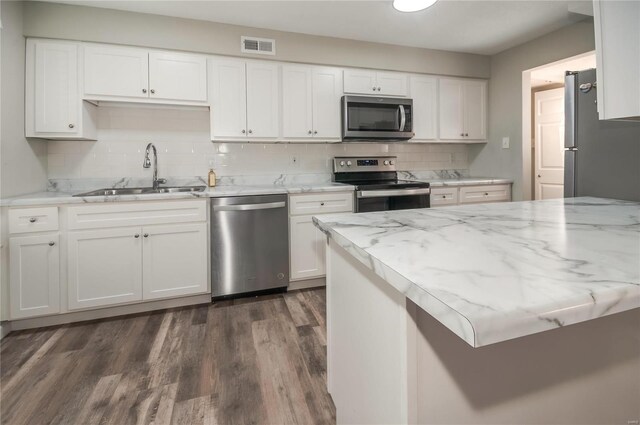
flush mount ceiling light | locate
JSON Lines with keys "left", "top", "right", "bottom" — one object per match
{"left": 393, "top": 0, "right": 438, "bottom": 12}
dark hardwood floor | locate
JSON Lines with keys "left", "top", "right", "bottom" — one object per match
{"left": 0, "top": 288, "right": 335, "bottom": 425}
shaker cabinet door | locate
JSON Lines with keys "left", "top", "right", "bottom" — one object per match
{"left": 246, "top": 61, "right": 280, "bottom": 138}
{"left": 282, "top": 65, "right": 314, "bottom": 138}
{"left": 148, "top": 51, "right": 207, "bottom": 102}
{"left": 410, "top": 75, "right": 438, "bottom": 140}
{"left": 209, "top": 58, "right": 248, "bottom": 139}
{"left": 290, "top": 215, "right": 326, "bottom": 281}
{"left": 84, "top": 44, "right": 149, "bottom": 99}
{"left": 439, "top": 78, "right": 465, "bottom": 140}
{"left": 312, "top": 67, "right": 343, "bottom": 140}
{"left": 463, "top": 80, "right": 487, "bottom": 140}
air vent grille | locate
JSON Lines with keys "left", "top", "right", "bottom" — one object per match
{"left": 241, "top": 36, "right": 276, "bottom": 55}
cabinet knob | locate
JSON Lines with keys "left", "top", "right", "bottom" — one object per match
{"left": 150, "top": 89, "right": 155, "bottom": 94}
{"left": 460, "top": 133, "right": 464, "bottom": 136}
{"left": 49, "top": 241, "right": 55, "bottom": 246}
{"left": 320, "top": 202, "right": 325, "bottom": 206}
{"left": 242, "top": 129, "right": 246, "bottom": 134}
{"left": 442, "top": 195, "right": 446, "bottom": 199}
{"left": 68, "top": 123, "right": 75, "bottom": 129}
{"left": 134, "top": 234, "right": 140, "bottom": 238}
{"left": 465, "top": 133, "right": 469, "bottom": 137}
{"left": 484, "top": 192, "right": 489, "bottom": 196}
{"left": 143, "top": 233, "right": 149, "bottom": 238}
{"left": 142, "top": 88, "right": 147, "bottom": 94}
{"left": 29, "top": 217, "right": 37, "bottom": 223}
{"left": 313, "top": 130, "right": 318, "bottom": 135}
{"left": 377, "top": 87, "right": 381, "bottom": 91}
{"left": 537, "top": 174, "right": 541, "bottom": 178}
{"left": 308, "top": 130, "right": 313, "bottom": 135}
{"left": 372, "top": 87, "right": 377, "bottom": 91}
{"left": 248, "top": 129, "right": 253, "bottom": 134}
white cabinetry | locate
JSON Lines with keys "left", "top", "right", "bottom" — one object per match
{"left": 430, "top": 184, "right": 511, "bottom": 208}
{"left": 282, "top": 65, "right": 342, "bottom": 140}
{"left": 594, "top": 0, "right": 640, "bottom": 120}
{"left": 209, "top": 58, "right": 279, "bottom": 140}
{"left": 83, "top": 44, "right": 207, "bottom": 104}
{"left": 344, "top": 69, "right": 407, "bottom": 96}
{"left": 25, "top": 39, "right": 97, "bottom": 140}
{"left": 9, "top": 234, "right": 60, "bottom": 319}
{"left": 289, "top": 192, "right": 354, "bottom": 281}
{"left": 409, "top": 75, "right": 438, "bottom": 141}
{"left": 439, "top": 78, "right": 487, "bottom": 140}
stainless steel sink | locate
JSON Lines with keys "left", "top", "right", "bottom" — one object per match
{"left": 73, "top": 186, "right": 206, "bottom": 197}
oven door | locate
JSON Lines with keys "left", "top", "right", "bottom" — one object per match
{"left": 356, "top": 188, "right": 431, "bottom": 212}
{"left": 342, "top": 96, "right": 413, "bottom": 140}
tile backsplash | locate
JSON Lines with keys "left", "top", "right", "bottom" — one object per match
{"left": 47, "top": 104, "right": 469, "bottom": 184}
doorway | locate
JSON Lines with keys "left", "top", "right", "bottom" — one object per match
{"left": 521, "top": 51, "right": 596, "bottom": 200}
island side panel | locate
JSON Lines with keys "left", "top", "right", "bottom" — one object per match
{"left": 415, "top": 305, "right": 640, "bottom": 424}
{"left": 326, "top": 238, "right": 417, "bottom": 425}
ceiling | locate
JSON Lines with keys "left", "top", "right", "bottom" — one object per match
{"left": 530, "top": 52, "right": 596, "bottom": 87}
{"left": 41, "top": 0, "right": 592, "bottom": 55}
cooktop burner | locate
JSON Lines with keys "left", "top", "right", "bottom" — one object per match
{"left": 332, "top": 156, "right": 430, "bottom": 190}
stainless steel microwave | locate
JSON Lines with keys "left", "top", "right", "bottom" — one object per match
{"left": 341, "top": 95, "right": 414, "bottom": 141}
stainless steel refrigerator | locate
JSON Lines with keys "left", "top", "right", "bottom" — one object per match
{"left": 564, "top": 69, "right": 640, "bottom": 201}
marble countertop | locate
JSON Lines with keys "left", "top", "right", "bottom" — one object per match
{"left": 0, "top": 183, "right": 354, "bottom": 207}
{"left": 314, "top": 197, "right": 640, "bottom": 347}
{"left": 427, "top": 177, "right": 513, "bottom": 187}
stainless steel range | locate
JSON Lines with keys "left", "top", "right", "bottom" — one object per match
{"left": 333, "top": 156, "right": 430, "bottom": 212}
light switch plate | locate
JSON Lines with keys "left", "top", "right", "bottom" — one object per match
{"left": 502, "top": 137, "right": 510, "bottom": 149}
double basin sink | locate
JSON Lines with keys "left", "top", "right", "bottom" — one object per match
{"left": 73, "top": 186, "right": 206, "bottom": 197}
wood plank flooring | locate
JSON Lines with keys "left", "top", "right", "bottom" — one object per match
{"left": 0, "top": 288, "right": 335, "bottom": 425}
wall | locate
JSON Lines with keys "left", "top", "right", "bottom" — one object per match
{"left": 0, "top": 0, "right": 48, "bottom": 198}
{"left": 46, "top": 105, "right": 469, "bottom": 187}
{"left": 468, "top": 21, "right": 595, "bottom": 200}
{"left": 22, "top": 1, "right": 490, "bottom": 79}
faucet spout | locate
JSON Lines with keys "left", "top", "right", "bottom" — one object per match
{"left": 143, "top": 143, "right": 166, "bottom": 190}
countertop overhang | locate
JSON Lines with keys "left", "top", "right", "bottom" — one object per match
{"left": 313, "top": 197, "right": 640, "bottom": 347}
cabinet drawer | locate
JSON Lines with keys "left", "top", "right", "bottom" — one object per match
{"left": 289, "top": 192, "right": 354, "bottom": 216}
{"left": 430, "top": 187, "right": 459, "bottom": 207}
{"left": 68, "top": 200, "right": 207, "bottom": 230}
{"left": 9, "top": 207, "right": 59, "bottom": 234}
{"left": 459, "top": 185, "right": 511, "bottom": 204}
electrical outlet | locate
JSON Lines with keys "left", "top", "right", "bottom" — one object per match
{"left": 502, "top": 137, "right": 510, "bottom": 149}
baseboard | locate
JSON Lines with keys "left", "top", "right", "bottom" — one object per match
{"left": 289, "top": 277, "right": 326, "bottom": 291}
{"left": 6, "top": 293, "right": 212, "bottom": 333}
{"left": 0, "top": 322, "right": 12, "bottom": 340}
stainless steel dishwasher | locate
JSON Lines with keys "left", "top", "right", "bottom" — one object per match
{"left": 210, "top": 194, "right": 289, "bottom": 298}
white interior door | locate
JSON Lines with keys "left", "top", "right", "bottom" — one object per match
{"left": 282, "top": 65, "right": 314, "bottom": 138}
{"left": 534, "top": 88, "right": 565, "bottom": 200}
{"left": 83, "top": 44, "right": 149, "bottom": 99}
{"left": 312, "top": 66, "right": 343, "bottom": 140}
{"left": 438, "top": 79, "right": 464, "bottom": 140}
{"left": 409, "top": 75, "right": 438, "bottom": 140}
{"left": 142, "top": 223, "right": 208, "bottom": 300}
{"left": 148, "top": 51, "right": 207, "bottom": 102}
{"left": 209, "top": 58, "right": 247, "bottom": 139}
{"left": 246, "top": 61, "right": 279, "bottom": 138}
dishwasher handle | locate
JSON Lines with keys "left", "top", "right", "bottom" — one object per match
{"left": 214, "top": 201, "right": 286, "bottom": 212}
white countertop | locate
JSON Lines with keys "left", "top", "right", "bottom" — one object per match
{"left": 427, "top": 177, "right": 513, "bottom": 187}
{"left": 313, "top": 197, "right": 640, "bottom": 347}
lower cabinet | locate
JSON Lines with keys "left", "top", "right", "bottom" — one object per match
{"left": 431, "top": 184, "right": 511, "bottom": 207}
{"left": 290, "top": 215, "right": 326, "bottom": 281}
{"left": 67, "top": 222, "right": 208, "bottom": 310}
{"left": 9, "top": 233, "right": 60, "bottom": 319}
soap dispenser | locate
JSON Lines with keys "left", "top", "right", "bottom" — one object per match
{"left": 208, "top": 169, "right": 217, "bottom": 187}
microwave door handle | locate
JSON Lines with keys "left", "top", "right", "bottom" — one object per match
{"left": 399, "top": 105, "right": 406, "bottom": 131}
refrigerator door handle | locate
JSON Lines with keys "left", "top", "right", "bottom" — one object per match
{"left": 564, "top": 73, "right": 577, "bottom": 149}
{"left": 564, "top": 149, "right": 576, "bottom": 198}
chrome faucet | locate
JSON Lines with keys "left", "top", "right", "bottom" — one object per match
{"left": 143, "top": 143, "right": 167, "bottom": 190}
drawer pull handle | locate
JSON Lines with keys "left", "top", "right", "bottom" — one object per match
{"left": 442, "top": 195, "right": 446, "bottom": 199}
{"left": 484, "top": 192, "right": 489, "bottom": 196}
{"left": 29, "top": 217, "right": 37, "bottom": 223}
{"left": 320, "top": 202, "right": 325, "bottom": 206}
{"left": 134, "top": 234, "right": 140, "bottom": 238}
{"left": 48, "top": 241, "right": 55, "bottom": 246}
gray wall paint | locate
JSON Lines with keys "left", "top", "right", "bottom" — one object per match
{"left": 1, "top": 1, "right": 48, "bottom": 198}
{"left": 469, "top": 21, "right": 595, "bottom": 200}
{"left": 22, "top": 1, "right": 490, "bottom": 78}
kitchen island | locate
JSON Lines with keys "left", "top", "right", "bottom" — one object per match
{"left": 314, "top": 197, "right": 640, "bottom": 424}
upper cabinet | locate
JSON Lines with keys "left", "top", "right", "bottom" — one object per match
{"left": 282, "top": 65, "right": 343, "bottom": 141}
{"left": 209, "top": 58, "right": 279, "bottom": 140}
{"left": 439, "top": 78, "right": 487, "bottom": 141}
{"left": 83, "top": 44, "right": 207, "bottom": 104}
{"left": 593, "top": 0, "right": 640, "bottom": 121}
{"left": 409, "top": 75, "right": 438, "bottom": 141}
{"left": 343, "top": 69, "right": 408, "bottom": 97}
{"left": 25, "top": 39, "right": 97, "bottom": 140}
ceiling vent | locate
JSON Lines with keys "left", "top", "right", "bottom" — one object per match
{"left": 241, "top": 36, "right": 276, "bottom": 56}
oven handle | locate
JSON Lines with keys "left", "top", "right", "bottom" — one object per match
{"left": 357, "top": 188, "right": 431, "bottom": 198}
{"left": 399, "top": 105, "right": 406, "bottom": 131}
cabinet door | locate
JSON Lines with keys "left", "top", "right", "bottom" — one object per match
{"left": 410, "top": 76, "right": 438, "bottom": 140}
{"left": 84, "top": 45, "right": 149, "bottom": 99}
{"left": 33, "top": 42, "right": 79, "bottom": 134}
{"left": 312, "top": 67, "right": 343, "bottom": 140}
{"left": 209, "top": 58, "right": 248, "bottom": 139}
{"left": 290, "top": 215, "right": 326, "bottom": 281}
{"left": 439, "top": 79, "right": 465, "bottom": 140}
{"left": 142, "top": 223, "right": 208, "bottom": 300}
{"left": 343, "top": 69, "right": 378, "bottom": 95}
{"left": 148, "top": 51, "right": 207, "bottom": 102}
{"left": 463, "top": 80, "right": 487, "bottom": 140}
{"left": 282, "top": 65, "right": 314, "bottom": 138}
{"left": 67, "top": 228, "right": 143, "bottom": 310}
{"left": 376, "top": 72, "right": 408, "bottom": 97}
{"left": 246, "top": 61, "right": 280, "bottom": 138}
{"left": 9, "top": 234, "right": 60, "bottom": 319}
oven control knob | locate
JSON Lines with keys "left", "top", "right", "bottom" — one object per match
{"left": 346, "top": 161, "right": 352, "bottom": 167}
{"left": 340, "top": 161, "right": 345, "bottom": 167}
{"left": 390, "top": 160, "right": 395, "bottom": 165}
{"left": 384, "top": 160, "right": 389, "bottom": 166}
